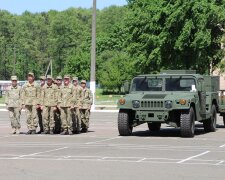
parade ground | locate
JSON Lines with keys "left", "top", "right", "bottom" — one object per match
{"left": 0, "top": 111, "right": 225, "bottom": 180}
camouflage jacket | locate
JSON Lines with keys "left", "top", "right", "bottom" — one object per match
{"left": 5, "top": 85, "right": 22, "bottom": 108}
{"left": 21, "top": 81, "right": 41, "bottom": 105}
{"left": 73, "top": 85, "right": 83, "bottom": 107}
{"left": 41, "top": 84, "right": 58, "bottom": 107}
{"left": 58, "top": 84, "right": 75, "bottom": 107}
{"left": 81, "top": 88, "right": 93, "bottom": 109}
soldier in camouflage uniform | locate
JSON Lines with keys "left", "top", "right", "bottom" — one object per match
{"left": 80, "top": 80, "right": 93, "bottom": 133}
{"left": 37, "top": 75, "right": 45, "bottom": 134}
{"left": 41, "top": 75, "right": 58, "bottom": 134}
{"left": 54, "top": 75, "right": 62, "bottom": 134}
{"left": 21, "top": 72, "right": 41, "bottom": 134}
{"left": 71, "top": 77, "right": 83, "bottom": 134}
{"left": 57, "top": 75, "right": 75, "bottom": 135}
{"left": 5, "top": 76, "right": 22, "bottom": 134}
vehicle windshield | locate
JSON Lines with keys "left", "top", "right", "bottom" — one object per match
{"left": 131, "top": 77, "right": 163, "bottom": 92}
{"left": 165, "top": 78, "right": 196, "bottom": 91}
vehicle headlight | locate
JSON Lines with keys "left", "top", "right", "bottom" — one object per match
{"left": 165, "top": 100, "right": 172, "bottom": 109}
{"left": 132, "top": 100, "right": 140, "bottom": 108}
{"left": 119, "top": 98, "right": 126, "bottom": 105}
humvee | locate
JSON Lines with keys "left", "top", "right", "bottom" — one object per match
{"left": 117, "top": 70, "right": 219, "bottom": 137}
{"left": 219, "top": 90, "right": 225, "bottom": 126}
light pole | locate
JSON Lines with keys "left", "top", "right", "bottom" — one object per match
{"left": 90, "top": 0, "right": 96, "bottom": 110}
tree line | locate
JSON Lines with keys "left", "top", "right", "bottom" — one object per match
{"left": 0, "top": 0, "right": 224, "bottom": 92}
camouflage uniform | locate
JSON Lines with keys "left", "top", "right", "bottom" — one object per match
{"left": 54, "top": 75, "right": 62, "bottom": 134}
{"left": 5, "top": 76, "right": 22, "bottom": 134}
{"left": 22, "top": 73, "right": 41, "bottom": 134}
{"left": 37, "top": 75, "right": 45, "bottom": 133}
{"left": 58, "top": 75, "right": 75, "bottom": 134}
{"left": 72, "top": 77, "right": 83, "bottom": 133}
{"left": 80, "top": 80, "right": 93, "bottom": 132}
{"left": 41, "top": 75, "right": 58, "bottom": 134}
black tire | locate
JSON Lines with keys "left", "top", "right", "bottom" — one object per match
{"left": 203, "top": 105, "right": 217, "bottom": 132}
{"left": 148, "top": 123, "right": 161, "bottom": 131}
{"left": 180, "top": 107, "right": 195, "bottom": 138}
{"left": 118, "top": 111, "right": 133, "bottom": 136}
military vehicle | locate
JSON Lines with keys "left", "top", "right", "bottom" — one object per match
{"left": 117, "top": 70, "right": 219, "bottom": 137}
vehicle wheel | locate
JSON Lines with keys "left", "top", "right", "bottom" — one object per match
{"left": 203, "top": 105, "right": 217, "bottom": 132}
{"left": 148, "top": 123, "right": 161, "bottom": 131}
{"left": 118, "top": 111, "right": 133, "bottom": 136}
{"left": 180, "top": 107, "right": 195, "bottom": 138}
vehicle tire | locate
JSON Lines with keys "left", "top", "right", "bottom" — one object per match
{"left": 118, "top": 111, "right": 133, "bottom": 136}
{"left": 148, "top": 123, "right": 161, "bottom": 131}
{"left": 180, "top": 107, "right": 195, "bottom": 138}
{"left": 203, "top": 105, "right": 217, "bottom": 132}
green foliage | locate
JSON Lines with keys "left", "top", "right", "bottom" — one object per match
{"left": 0, "top": 1, "right": 224, "bottom": 92}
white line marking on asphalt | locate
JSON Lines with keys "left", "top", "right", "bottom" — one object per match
{"left": 214, "top": 161, "right": 224, "bottom": 165}
{"left": 85, "top": 136, "right": 121, "bottom": 144}
{"left": 219, "top": 144, "right": 225, "bottom": 148}
{"left": 177, "top": 151, "right": 210, "bottom": 164}
{"left": 137, "top": 158, "right": 146, "bottom": 162}
{"left": 13, "top": 147, "right": 68, "bottom": 159}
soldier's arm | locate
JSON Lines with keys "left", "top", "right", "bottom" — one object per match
{"left": 40, "top": 86, "right": 44, "bottom": 106}
{"left": 36, "top": 85, "right": 41, "bottom": 105}
{"left": 4, "top": 87, "right": 9, "bottom": 105}
{"left": 21, "top": 85, "right": 26, "bottom": 106}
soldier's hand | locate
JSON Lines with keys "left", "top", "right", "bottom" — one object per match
{"left": 40, "top": 106, "right": 44, "bottom": 110}
{"left": 36, "top": 105, "right": 40, "bottom": 109}
{"left": 53, "top": 107, "right": 57, "bottom": 111}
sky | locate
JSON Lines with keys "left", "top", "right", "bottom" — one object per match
{"left": 0, "top": 0, "right": 127, "bottom": 14}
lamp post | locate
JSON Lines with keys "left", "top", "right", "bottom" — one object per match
{"left": 90, "top": 0, "right": 96, "bottom": 110}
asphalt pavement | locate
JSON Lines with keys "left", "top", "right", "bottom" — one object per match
{"left": 0, "top": 111, "right": 225, "bottom": 180}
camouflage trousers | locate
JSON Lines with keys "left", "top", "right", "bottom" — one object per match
{"left": 72, "top": 107, "right": 81, "bottom": 132}
{"left": 25, "top": 105, "right": 38, "bottom": 131}
{"left": 60, "top": 107, "right": 72, "bottom": 131}
{"left": 8, "top": 107, "right": 21, "bottom": 129}
{"left": 43, "top": 106, "right": 55, "bottom": 131}
{"left": 37, "top": 108, "right": 44, "bottom": 132}
{"left": 54, "top": 108, "right": 61, "bottom": 133}
{"left": 80, "top": 109, "right": 90, "bottom": 128}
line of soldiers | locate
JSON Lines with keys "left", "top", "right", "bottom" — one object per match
{"left": 5, "top": 72, "right": 93, "bottom": 135}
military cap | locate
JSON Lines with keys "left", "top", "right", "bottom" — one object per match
{"left": 81, "top": 80, "right": 87, "bottom": 84}
{"left": 64, "top": 75, "right": 71, "bottom": 79}
{"left": 46, "top": 75, "right": 53, "bottom": 79}
{"left": 39, "top": 75, "right": 46, "bottom": 80}
{"left": 28, "top": 72, "right": 34, "bottom": 77}
{"left": 56, "top": 75, "right": 62, "bottom": 80}
{"left": 11, "top": 76, "right": 18, "bottom": 81}
{"left": 72, "top": 77, "right": 78, "bottom": 81}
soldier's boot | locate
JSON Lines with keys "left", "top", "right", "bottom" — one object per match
{"left": 49, "top": 129, "right": 54, "bottom": 135}
{"left": 16, "top": 128, "right": 20, "bottom": 134}
{"left": 68, "top": 129, "right": 73, "bottom": 135}
{"left": 60, "top": 129, "right": 67, "bottom": 135}
{"left": 37, "top": 129, "right": 44, "bottom": 134}
{"left": 26, "top": 130, "right": 32, "bottom": 135}
{"left": 81, "top": 127, "right": 88, "bottom": 133}
{"left": 11, "top": 128, "right": 16, "bottom": 134}
{"left": 31, "top": 130, "right": 36, "bottom": 135}
{"left": 41, "top": 130, "right": 49, "bottom": 134}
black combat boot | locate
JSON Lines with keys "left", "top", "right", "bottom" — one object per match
{"left": 26, "top": 130, "right": 32, "bottom": 135}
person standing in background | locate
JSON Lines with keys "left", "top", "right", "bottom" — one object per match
{"left": 5, "top": 76, "right": 22, "bottom": 134}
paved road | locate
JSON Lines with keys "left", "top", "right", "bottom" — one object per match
{"left": 0, "top": 111, "right": 225, "bottom": 180}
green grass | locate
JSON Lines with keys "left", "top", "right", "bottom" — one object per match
{"left": 95, "top": 89, "right": 124, "bottom": 105}
{"left": 0, "top": 96, "right": 5, "bottom": 104}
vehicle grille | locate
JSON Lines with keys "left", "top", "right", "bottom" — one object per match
{"left": 140, "top": 100, "right": 164, "bottom": 108}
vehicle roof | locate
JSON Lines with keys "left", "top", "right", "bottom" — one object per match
{"left": 136, "top": 74, "right": 203, "bottom": 78}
